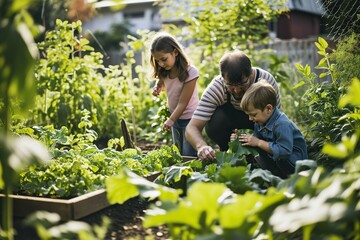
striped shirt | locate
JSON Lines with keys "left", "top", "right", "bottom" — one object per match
{"left": 193, "top": 68, "right": 281, "bottom": 121}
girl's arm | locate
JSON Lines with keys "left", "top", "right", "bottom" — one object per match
{"left": 168, "top": 77, "right": 198, "bottom": 123}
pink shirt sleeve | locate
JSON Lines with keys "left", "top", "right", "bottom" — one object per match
{"left": 164, "top": 65, "right": 199, "bottom": 119}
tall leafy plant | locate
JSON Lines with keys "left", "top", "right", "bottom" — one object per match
{"left": 33, "top": 19, "right": 103, "bottom": 134}
{"left": 294, "top": 37, "right": 359, "bottom": 168}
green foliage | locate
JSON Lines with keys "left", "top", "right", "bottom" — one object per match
{"left": 28, "top": 20, "right": 164, "bottom": 142}
{"left": 141, "top": 145, "right": 183, "bottom": 173}
{"left": 106, "top": 168, "right": 181, "bottom": 205}
{"left": 14, "top": 115, "right": 182, "bottom": 199}
{"left": 24, "top": 211, "right": 111, "bottom": 240}
{"left": 161, "top": 0, "right": 285, "bottom": 53}
{"left": 294, "top": 37, "right": 360, "bottom": 168}
{"left": 330, "top": 33, "right": 360, "bottom": 84}
{"left": 159, "top": 0, "right": 287, "bottom": 88}
{"left": 33, "top": 19, "right": 103, "bottom": 133}
{"left": 0, "top": 1, "right": 49, "bottom": 239}
{"left": 105, "top": 75, "right": 360, "bottom": 240}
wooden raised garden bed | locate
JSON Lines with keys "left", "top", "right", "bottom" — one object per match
{"left": 0, "top": 156, "right": 196, "bottom": 221}
{"left": 0, "top": 189, "right": 108, "bottom": 221}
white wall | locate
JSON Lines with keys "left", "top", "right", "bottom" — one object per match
{"left": 83, "top": 3, "right": 161, "bottom": 34}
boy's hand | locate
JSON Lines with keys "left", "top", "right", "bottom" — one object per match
{"left": 239, "top": 134, "right": 259, "bottom": 147}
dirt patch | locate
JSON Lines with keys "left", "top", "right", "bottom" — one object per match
{"left": 81, "top": 197, "right": 169, "bottom": 240}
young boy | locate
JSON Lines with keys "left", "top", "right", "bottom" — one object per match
{"left": 231, "top": 79, "right": 308, "bottom": 178}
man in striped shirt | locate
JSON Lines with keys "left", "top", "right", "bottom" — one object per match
{"left": 185, "top": 50, "right": 281, "bottom": 160}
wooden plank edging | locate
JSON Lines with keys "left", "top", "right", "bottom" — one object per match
{"left": 0, "top": 156, "right": 198, "bottom": 220}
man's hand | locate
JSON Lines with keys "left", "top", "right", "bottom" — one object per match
{"left": 197, "top": 145, "right": 216, "bottom": 161}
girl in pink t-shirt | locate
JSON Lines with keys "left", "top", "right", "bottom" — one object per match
{"left": 150, "top": 32, "right": 199, "bottom": 157}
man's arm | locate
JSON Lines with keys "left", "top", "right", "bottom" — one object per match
{"left": 185, "top": 118, "right": 216, "bottom": 160}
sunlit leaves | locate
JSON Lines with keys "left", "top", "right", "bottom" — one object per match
{"left": 16, "top": 124, "right": 181, "bottom": 199}
{"left": 220, "top": 189, "right": 285, "bottom": 230}
{"left": 338, "top": 77, "right": 360, "bottom": 108}
{"left": 106, "top": 168, "right": 181, "bottom": 205}
{"left": 24, "top": 211, "right": 111, "bottom": 240}
{"left": 144, "top": 182, "right": 232, "bottom": 230}
{"left": 34, "top": 19, "right": 103, "bottom": 134}
{"left": 105, "top": 170, "right": 139, "bottom": 204}
{"left": 322, "top": 133, "right": 358, "bottom": 159}
{"left": 270, "top": 177, "right": 354, "bottom": 234}
{"left": 0, "top": 134, "right": 51, "bottom": 174}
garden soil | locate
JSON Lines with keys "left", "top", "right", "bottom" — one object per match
{"left": 13, "top": 197, "right": 170, "bottom": 240}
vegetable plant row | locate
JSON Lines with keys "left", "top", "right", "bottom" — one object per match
{"left": 14, "top": 115, "right": 182, "bottom": 199}
{"left": 105, "top": 77, "right": 360, "bottom": 240}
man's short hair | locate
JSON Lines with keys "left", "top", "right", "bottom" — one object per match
{"left": 219, "top": 50, "right": 252, "bottom": 85}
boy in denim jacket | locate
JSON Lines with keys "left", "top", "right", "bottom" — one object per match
{"left": 231, "top": 79, "right": 308, "bottom": 178}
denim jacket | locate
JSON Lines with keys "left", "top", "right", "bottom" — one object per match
{"left": 254, "top": 108, "right": 308, "bottom": 164}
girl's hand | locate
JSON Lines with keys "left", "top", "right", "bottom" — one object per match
{"left": 239, "top": 134, "right": 259, "bottom": 147}
{"left": 163, "top": 118, "right": 174, "bottom": 131}
{"left": 152, "top": 85, "right": 162, "bottom": 96}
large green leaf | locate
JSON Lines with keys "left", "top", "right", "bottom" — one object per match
{"left": 216, "top": 166, "right": 253, "bottom": 194}
{"left": 216, "top": 152, "right": 246, "bottom": 166}
{"left": 144, "top": 203, "right": 203, "bottom": 229}
{"left": 338, "top": 78, "right": 360, "bottom": 108}
{"left": 270, "top": 178, "right": 349, "bottom": 233}
{"left": 106, "top": 169, "right": 181, "bottom": 204}
{"left": 228, "top": 139, "right": 259, "bottom": 157}
{"left": 219, "top": 189, "right": 285, "bottom": 230}
{"left": 0, "top": 24, "right": 36, "bottom": 112}
{"left": 163, "top": 165, "right": 193, "bottom": 184}
{"left": 145, "top": 182, "right": 232, "bottom": 229}
{"left": 105, "top": 170, "right": 140, "bottom": 204}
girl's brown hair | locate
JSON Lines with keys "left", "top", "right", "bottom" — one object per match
{"left": 150, "top": 32, "right": 190, "bottom": 82}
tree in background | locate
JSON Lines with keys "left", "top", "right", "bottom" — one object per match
{"left": 158, "top": 0, "right": 287, "bottom": 88}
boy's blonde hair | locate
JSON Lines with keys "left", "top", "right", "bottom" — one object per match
{"left": 240, "top": 79, "right": 277, "bottom": 112}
